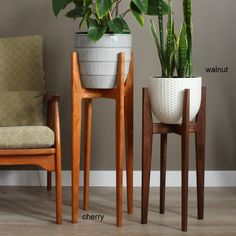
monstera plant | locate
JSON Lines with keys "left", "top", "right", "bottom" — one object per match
{"left": 147, "top": 0, "right": 202, "bottom": 124}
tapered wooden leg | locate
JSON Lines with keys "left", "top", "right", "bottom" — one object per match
{"left": 125, "top": 88, "right": 133, "bottom": 214}
{"left": 116, "top": 54, "right": 125, "bottom": 227}
{"left": 47, "top": 97, "right": 53, "bottom": 193}
{"left": 196, "top": 87, "right": 206, "bottom": 220}
{"left": 47, "top": 171, "right": 52, "bottom": 191}
{"left": 195, "top": 130, "right": 205, "bottom": 220}
{"left": 56, "top": 150, "right": 62, "bottom": 224}
{"left": 53, "top": 97, "right": 62, "bottom": 225}
{"left": 181, "top": 89, "right": 190, "bottom": 232}
{"left": 72, "top": 97, "right": 82, "bottom": 224}
{"left": 160, "top": 134, "right": 167, "bottom": 214}
{"left": 116, "top": 102, "right": 124, "bottom": 227}
{"left": 141, "top": 88, "right": 153, "bottom": 224}
{"left": 84, "top": 99, "right": 92, "bottom": 211}
{"left": 182, "top": 130, "right": 189, "bottom": 232}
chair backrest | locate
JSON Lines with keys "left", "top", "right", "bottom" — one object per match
{"left": 0, "top": 35, "right": 45, "bottom": 126}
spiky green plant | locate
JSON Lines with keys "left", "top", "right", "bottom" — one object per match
{"left": 183, "top": 0, "right": 193, "bottom": 77}
{"left": 149, "top": 0, "right": 193, "bottom": 78}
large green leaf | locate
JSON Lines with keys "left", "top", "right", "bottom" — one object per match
{"left": 52, "top": 0, "right": 73, "bottom": 16}
{"left": 66, "top": 1, "right": 84, "bottom": 19}
{"left": 108, "top": 17, "right": 124, "bottom": 33}
{"left": 119, "top": 17, "right": 130, "bottom": 33}
{"left": 131, "top": 0, "right": 148, "bottom": 13}
{"left": 88, "top": 18, "right": 106, "bottom": 42}
{"left": 96, "top": 0, "right": 113, "bottom": 18}
{"left": 130, "top": 2, "right": 145, "bottom": 26}
{"left": 146, "top": 0, "right": 170, "bottom": 15}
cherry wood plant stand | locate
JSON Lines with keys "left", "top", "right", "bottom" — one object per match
{"left": 141, "top": 87, "right": 206, "bottom": 232}
{"left": 71, "top": 52, "right": 134, "bottom": 227}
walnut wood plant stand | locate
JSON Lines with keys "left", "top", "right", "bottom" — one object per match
{"left": 71, "top": 52, "right": 134, "bottom": 227}
{"left": 141, "top": 87, "right": 206, "bottom": 232}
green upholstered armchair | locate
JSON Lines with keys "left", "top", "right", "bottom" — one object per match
{"left": 0, "top": 35, "right": 62, "bottom": 224}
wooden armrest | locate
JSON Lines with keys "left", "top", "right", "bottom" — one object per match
{"left": 45, "top": 94, "right": 60, "bottom": 103}
{"left": 46, "top": 94, "right": 61, "bottom": 149}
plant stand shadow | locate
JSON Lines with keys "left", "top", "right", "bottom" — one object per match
{"left": 71, "top": 52, "right": 134, "bottom": 227}
{"left": 141, "top": 87, "right": 206, "bottom": 232}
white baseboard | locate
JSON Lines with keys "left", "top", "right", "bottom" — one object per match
{"left": 0, "top": 170, "right": 235, "bottom": 187}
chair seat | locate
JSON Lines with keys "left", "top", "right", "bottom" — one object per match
{"left": 0, "top": 126, "right": 54, "bottom": 149}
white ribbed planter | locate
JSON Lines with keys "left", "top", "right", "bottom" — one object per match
{"left": 148, "top": 77, "right": 202, "bottom": 124}
{"left": 74, "top": 33, "right": 132, "bottom": 89}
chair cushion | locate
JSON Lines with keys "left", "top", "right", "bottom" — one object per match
{"left": 0, "top": 35, "right": 45, "bottom": 91}
{"left": 0, "top": 126, "right": 54, "bottom": 149}
{"left": 0, "top": 91, "right": 44, "bottom": 126}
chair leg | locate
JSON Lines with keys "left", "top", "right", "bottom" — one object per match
{"left": 160, "top": 134, "right": 167, "bottom": 214}
{"left": 84, "top": 99, "right": 92, "bottom": 211}
{"left": 141, "top": 88, "right": 153, "bottom": 224}
{"left": 181, "top": 89, "right": 190, "bottom": 232}
{"left": 72, "top": 98, "right": 82, "bottom": 224}
{"left": 56, "top": 152, "right": 62, "bottom": 224}
{"left": 125, "top": 90, "right": 133, "bottom": 214}
{"left": 47, "top": 171, "right": 52, "bottom": 191}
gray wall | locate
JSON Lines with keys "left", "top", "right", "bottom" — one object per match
{"left": 0, "top": 0, "right": 236, "bottom": 170}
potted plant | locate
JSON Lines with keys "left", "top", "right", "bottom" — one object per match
{"left": 53, "top": 0, "right": 165, "bottom": 89}
{"left": 148, "top": 0, "right": 202, "bottom": 124}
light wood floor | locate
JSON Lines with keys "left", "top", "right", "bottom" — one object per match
{"left": 0, "top": 187, "right": 235, "bottom": 236}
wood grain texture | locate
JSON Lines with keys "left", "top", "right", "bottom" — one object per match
{"left": 0, "top": 149, "right": 55, "bottom": 156}
{"left": 124, "top": 52, "right": 134, "bottom": 214}
{"left": 71, "top": 52, "right": 82, "bottom": 224}
{"left": 46, "top": 96, "right": 53, "bottom": 192}
{"left": 83, "top": 99, "right": 92, "bottom": 211}
{"left": 141, "top": 87, "right": 206, "bottom": 232}
{"left": 141, "top": 88, "right": 153, "bottom": 224}
{"left": 152, "top": 122, "right": 198, "bottom": 134}
{"left": 0, "top": 155, "right": 55, "bottom": 170}
{"left": 71, "top": 52, "right": 133, "bottom": 227}
{"left": 47, "top": 171, "right": 52, "bottom": 191}
{"left": 80, "top": 89, "right": 116, "bottom": 99}
{"left": 160, "top": 134, "right": 167, "bottom": 214}
{"left": 195, "top": 87, "right": 206, "bottom": 220}
{"left": 181, "top": 89, "right": 190, "bottom": 232}
{"left": 0, "top": 187, "right": 234, "bottom": 236}
{"left": 53, "top": 96, "right": 62, "bottom": 224}
{"left": 115, "top": 53, "right": 125, "bottom": 227}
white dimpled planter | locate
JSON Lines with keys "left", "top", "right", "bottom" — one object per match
{"left": 148, "top": 77, "right": 202, "bottom": 124}
{"left": 74, "top": 33, "right": 132, "bottom": 89}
